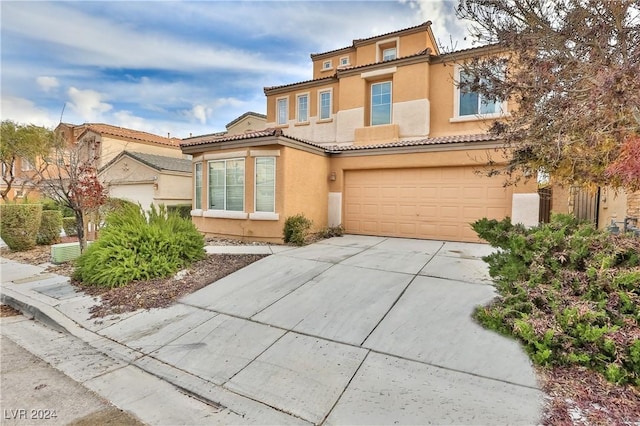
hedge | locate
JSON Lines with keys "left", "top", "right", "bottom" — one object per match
{"left": 37, "top": 210, "right": 63, "bottom": 245}
{"left": 62, "top": 217, "right": 78, "bottom": 236}
{"left": 0, "top": 204, "right": 43, "bottom": 251}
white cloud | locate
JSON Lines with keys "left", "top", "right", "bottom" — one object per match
{"left": 1, "top": 2, "right": 308, "bottom": 77}
{"left": 36, "top": 76, "right": 60, "bottom": 92}
{"left": 112, "top": 111, "right": 156, "bottom": 134}
{"left": 191, "top": 105, "right": 210, "bottom": 125}
{"left": 404, "top": 0, "right": 475, "bottom": 50}
{"left": 67, "top": 87, "right": 112, "bottom": 122}
{"left": 1, "top": 96, "right": 58, "bottom": 128}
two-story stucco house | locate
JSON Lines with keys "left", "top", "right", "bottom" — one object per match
{"left": 181, "top": 22, "right": 627, "bottom": 243}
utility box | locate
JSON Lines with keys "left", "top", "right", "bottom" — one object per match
{"left": 50, "top": 242, "right": 90, "bottom": 264}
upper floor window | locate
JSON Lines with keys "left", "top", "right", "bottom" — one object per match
{"left": 322, "top": 60, "right": 332, "bottom": 70}
{"left": 377, "top": 38, "right": 399, "bottom": 63}
{"left": 276, "top": 97, "right": 288, "bottom": 125}
{"left": 371, "top": 81, "right": 392, "bottom": 126}
{"left": 296, "top": 94, "right": 309, "bottom": 123}
{"left": 194, "top": 162, "right": 202, "bottom": 210}
{"left": 319, "top": 90, "right": 332, "bottom": 120}
{"left": 339, "top": 57, "right": 350, "bottom": 67}
{"left": 209, "top": 159, "right": 245, "bottom": 212}
{"left": 382, "top": 47, "right": 397, "bottom": 61}
{"left": 455, "top": 67, "right": 505, "bottom": 119}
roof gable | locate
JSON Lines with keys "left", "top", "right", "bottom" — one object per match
{"left": 100, "top": 151, "right": 192, "bottom": 174}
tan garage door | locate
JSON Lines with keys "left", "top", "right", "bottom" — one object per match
{"left": 344, "top": 167, "right": 512, "bottom": 242}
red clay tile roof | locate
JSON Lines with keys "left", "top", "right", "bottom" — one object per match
{"left": 264, "top": 75, "right": 337, "bottom": 93}
{"left": 310, "top": 22, "right": 432, "bottom": 58}
{"left": 334, "top": 133, "right": 500, "bottom": 151}
{"left": 180, "top": 128, "right": 499, "bottom": 152}
{"left": 76, "top": 123, "right": 182, "bottom": 147}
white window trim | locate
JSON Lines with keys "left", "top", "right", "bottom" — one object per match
{"left": 249, "top": 212, "right": 280, "bottom": 221}
{"left": 254, "top": 156, "right": 276, "bottom": 214}
{"left": 318, "top": 88, "right": 333, "bottom": 121}
{"left": 339, "top": 56, "right": 350, "bottom": 67}
{"left": 295, "top": 92, "right": 310, "bottom": 123}
{"left": 375, "top": 37, "right": 400, "bottom": 63}
{"left": 450, "top": 64, "right": 508, "bottom": 122}
{"left": 370, "top": 80, "right": 393, "bottom": 126}
{"left": 322, "top": 60, "right": 333, "bottom": 71}
{"left": 190, "top": 209, "right": 203, "bottom": 217}
{"left": 203, "top": 210, "right": 248, "bottom": 219}
{"left": 360, "top": 66, "right": 397, "bottom": 80}
{"left": 207, "top": 158, "right": 246, "bottom": 214}
{"left": 276, "top": 96, "right": 289, "bottom": 126}
{"left": 194, "top": 162, "right": 203, "bottom": 210}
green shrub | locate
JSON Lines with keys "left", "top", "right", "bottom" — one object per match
{"left": 62, "top": 217, "right": 78, "bottom": 236}
{"left": 283, "top": 214, "right": 313, "bottom": 245}
{"left": 0, "top": 204, "right": 43, "bottom": 251}
{"left": 37, "top": 210, "right": 62, "bottom": 245}
{"left": 40, "top": 198, "right": 60, "bottom": 211}
{"left": 73, "top": 204, "right": 205, "bottom": 288}
{"left": 167, "top": 204, "right": 192, "bottom": 219}
{"left": 472, "top": 213, "right": 640, "bottom": 386}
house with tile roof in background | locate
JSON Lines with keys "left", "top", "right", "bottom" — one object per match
{"left": 55, "top": 122, "right": 192, "bottom": 208}
{"left": 181, "top": 22, "right": 632, "bottom": 243}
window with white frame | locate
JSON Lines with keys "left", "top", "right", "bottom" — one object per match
{"left": 276, "top": 97, "right": 288, "bottom": 125}
{"left": 371, "top": 81, "right": 392, "bottom": 125}
{"left": 319, "top": 90, "right": 332, "bottom": 120}
{"left": 456, "top": 67, "right": 503, "bottom": 117}
{"left": 296, "top": 94, "right": 308, "bottom": 123}
{"left": 382, "top": 47, "right": 397, "bottom": 61}
{"left": 208, "top": 159, "right": 245, "bottom": 211}
{"left": 194, "top": 163, "right": 202, "bottom": 210}
{"left": 339, "top": 57, "right": 349, "bottom": 67}
{"left": 255, "top": 157, "right": 275, "bottom": 212}
{"left": 322, "top": 60, "right": 332, "bottom": 70}
{"left": 21, "top": 158, "right": 33, "bottom": 171}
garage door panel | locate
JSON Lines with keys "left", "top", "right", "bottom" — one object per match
{"left": 345, "top": 167, "right": 512, "bottom": 242}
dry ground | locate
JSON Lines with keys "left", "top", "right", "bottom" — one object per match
{"left": 1, "top": 241, "right": 638, "bottom": 425}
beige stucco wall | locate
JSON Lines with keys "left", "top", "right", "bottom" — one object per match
{"left": 190, "top": 145, "right": 329, "bottom": 242}
{"left": 226, "top": 115, "right": 266, "bottom": 135}
{"left": 100, "top": 155, "right": 191, "bottom": 207}
{"left": 89, "top": 133, "right": 183, "bottom": 168}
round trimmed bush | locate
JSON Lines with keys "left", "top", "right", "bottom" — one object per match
{"left": 0, "top": 204, "right": 43, "bottom": 251}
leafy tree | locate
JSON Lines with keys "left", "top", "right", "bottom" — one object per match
{"left": 456, "top": 0, "right": 640, "bottom": 189}
{"left": 0, "top": 120, "right": 55, "bottom": 201}
{"left": 35, "top": 134, "right": 107, "bottom": 252}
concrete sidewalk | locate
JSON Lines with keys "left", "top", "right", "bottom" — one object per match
{"left": 1, "top": 236, "right": 544, "bottom": 425}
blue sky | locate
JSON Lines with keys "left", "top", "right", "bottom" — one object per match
{"left": 1, "top": 0, "right": 473, "bottom": 138}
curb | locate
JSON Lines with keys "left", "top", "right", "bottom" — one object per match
{"left": 0, "top": 284, "right": 306, "bottom": 424}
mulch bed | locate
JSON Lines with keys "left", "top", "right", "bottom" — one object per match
{"left": 74, "top": 253, "right": 267, "bottom": 318}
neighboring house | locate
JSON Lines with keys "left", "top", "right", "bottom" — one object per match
{"left": 183, "top": 111, "right": 267, "bottom": 144}
{"left": 56, "top": 123, "right": 184, "bottom": 169}
{"left": 181, "top": 22, "right": 634, "bottom": 243}
{"left": 55, "top": 123, "right": 192, "bottom": 207}
{"left": 99, "top": 151, "right": 192, "bottom": 208}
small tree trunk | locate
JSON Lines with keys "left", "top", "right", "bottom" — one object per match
{"left": 75, "top": 210, "right": 87, "bottom": 253}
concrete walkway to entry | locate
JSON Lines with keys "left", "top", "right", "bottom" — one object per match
{"left": 1, "top": 235, "right": 543, "bottom": 425}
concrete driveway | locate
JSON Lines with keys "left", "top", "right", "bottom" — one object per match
{"left": 94, "top": 235, "right": 543, "bottom": 424}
